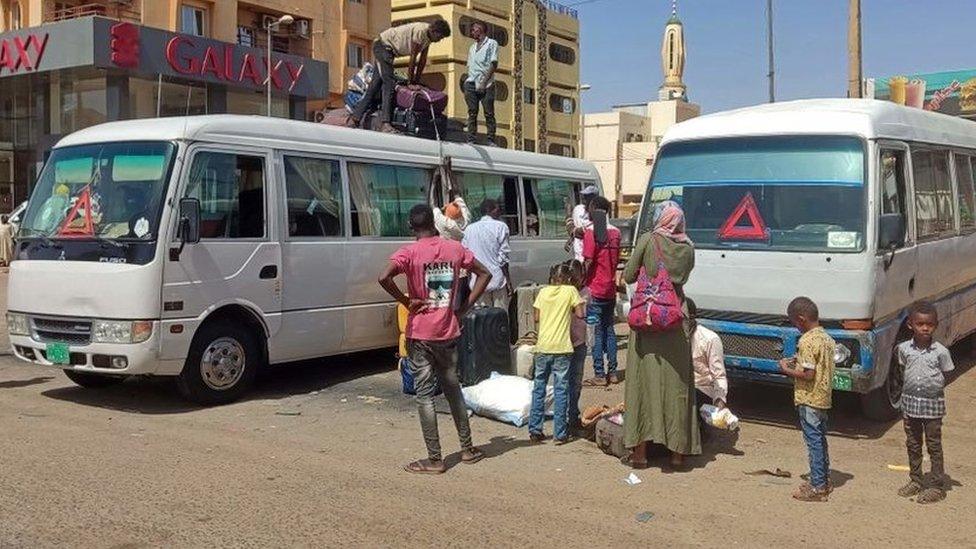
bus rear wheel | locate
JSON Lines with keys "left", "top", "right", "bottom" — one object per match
{"left": 177, "top": 319, "right": 261, "bottom": 405}
{"left": 64, "top": 370, "right": 124, "bottom": 389}
{"left": 860, "top": 349, "right": 903, "bottom": 421}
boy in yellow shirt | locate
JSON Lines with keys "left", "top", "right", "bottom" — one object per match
{"left": 779, "top": 296, "right": 835, "bottom": 502}
{"left": 529, "top": 264, "right": 586, "bottom": 444}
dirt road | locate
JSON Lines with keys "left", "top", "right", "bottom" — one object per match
{"left": 1, "top": 276, "right": 974, "bottom": 546}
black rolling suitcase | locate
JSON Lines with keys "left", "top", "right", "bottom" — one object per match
{"left": 457, "top": 307, "right": 514, "bottom": 386}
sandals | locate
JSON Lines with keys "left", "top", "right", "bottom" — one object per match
{"left": 916, "top": 487, "right": 946, "bottom": 504}
{"left": 792, "top": 482, "right": 829, "bottom": 502}
{"left": 620, "top": 454, "right": 649, "bottom": 470}
{"left": 583, "top": 377, "right": 608, "bottom": 387}
{"left": 461, "top": 447, "right": 485, "bottom": 464}
{"left": 404, "top": 459, "right": 446, "bottom": 475}
{"left": 529, "top": 432, "right": 549, "bottom": 443}
{"left": 898, "top": 481, "right": 923, "bottom": 498}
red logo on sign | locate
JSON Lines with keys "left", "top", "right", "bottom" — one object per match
{"left": 0, "top": 33, "right": 49, "bottom": 74}
{"left": 110, "top": 22, "right": 140, "bottom": 68}
{"left": 717, "top": 192, "right": 769, "bottom": 241}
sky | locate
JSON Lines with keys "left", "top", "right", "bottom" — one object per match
{"left": 577, "top": 0, "right": 976, "bottom": 114}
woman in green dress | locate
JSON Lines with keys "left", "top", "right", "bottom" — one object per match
{"left": 622, "top": 200, "right": 699, "bottom": 468}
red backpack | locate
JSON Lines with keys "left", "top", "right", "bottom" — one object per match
{"left": 627, "top": 237, "right": 684, "bottom": 332}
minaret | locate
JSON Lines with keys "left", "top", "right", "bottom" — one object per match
{"left": 659, "top": 0, "right": 687, "bottom": 101}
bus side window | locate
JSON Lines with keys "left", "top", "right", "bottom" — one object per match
{"left": 347, "top": 162, "right": 429, "bottom": 237}
{"left": 457, "top": 172, "right": 521, "bottom": 236}
{"left": 185, "top": 152, "right": 265, "bottom": 239}
{"left": 524, "top": 178, "right": 574, "bottom": 238}
{"left": 880, "top": 149, "right": 908, "bottom": 247}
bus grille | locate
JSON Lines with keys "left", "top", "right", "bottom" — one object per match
{"left": 720, "top": 333, "right": 783, "bottom": 360}
{"left": 31, "top": 317, "right": 92, "bottom": 345}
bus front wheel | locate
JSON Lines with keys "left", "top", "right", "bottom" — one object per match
{"left": 177, "top": 319, "right": 261, "bottom": 405}
{"left": 64, "top": 370, "right": 124, "bottom": 389}
{"left": 860, "top": 351, "right": 903, "bottom": 421}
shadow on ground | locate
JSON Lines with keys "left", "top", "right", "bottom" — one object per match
{"left": 40, "top": 349, "right": 399, "bottom": 415}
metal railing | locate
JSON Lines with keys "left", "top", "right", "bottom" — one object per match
{"left": 541, "top": 0, "right": 579, "bottom": 19}
{"left": 48, "top": 2, "right": 140, "bottom": 23}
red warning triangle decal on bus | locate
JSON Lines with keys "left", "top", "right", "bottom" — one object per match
{"left": 717, "top": 192, "right": 768, "bottom": 241}
{"left": 57, "top": 188, "right": 95, "bottom": 237}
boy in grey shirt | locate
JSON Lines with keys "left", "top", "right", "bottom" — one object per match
{"left": 896, "top": 301, "right": 954, "bottom": 504}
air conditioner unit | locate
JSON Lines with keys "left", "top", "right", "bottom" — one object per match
{"left": 295, "top": 19, "right": 311, "bottom": 39}
{"left": 261, "top": 15, "right": 277, "bottom": 29}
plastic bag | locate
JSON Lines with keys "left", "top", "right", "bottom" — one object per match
{"left": 700, "top": 404, "right": 740, "bottom": 431}
{"left": 462, "top": 372, "right": 553, "bottom": 427}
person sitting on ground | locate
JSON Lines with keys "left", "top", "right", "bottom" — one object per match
{"left": 377, "top": 204, "right": 492, "bottom": 475}
{"left": 462, "top": 198, "right": 513, "bottom": 310}
{"left": 778, "top": 296, "right": 835, "bottom": 502}
{"left": 687, "top": 298, "right": 728, "bottom": 410}
{"left": 349, "top": 19, "right": 451, "bottom": 133}
{"left": 528, "top": 263, "right": 586, "bottom": 445}
{"left": 896, "top": 301, "right": 954, "bottom": 504}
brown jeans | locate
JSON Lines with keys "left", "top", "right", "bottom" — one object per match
{"left": 904, "top": 416, "right": 945, "bottom": 487}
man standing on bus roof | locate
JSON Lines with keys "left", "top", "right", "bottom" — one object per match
{"left": 567, "top": 185, "right": 599, "bottom": 262}
{"left": 462, "top": 198, "right": 513, "bottom": 309}
{"left": 464, "top": 20, "right": 499, "bottom": 146}
{"left": 378, "top": 204, "right": 492, "bottom": 475}
{"left": 349, "top": 19, "right": 452, "bottom": 134}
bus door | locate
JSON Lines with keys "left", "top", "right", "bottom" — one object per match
{"left": 874, "top": 144, "right": 917, "bottom": 322}
{"left": 162, "top": 146, "right": 282, "bottom": 351}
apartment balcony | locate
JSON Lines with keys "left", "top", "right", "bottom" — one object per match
{"left": 47, "top": 2, "right": 141, "bottom": 24}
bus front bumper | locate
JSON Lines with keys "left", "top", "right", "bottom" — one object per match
{"left": 698, "top": 319, "right": 876, "bottom": 394}
{"left": 9, "top": 328, "right": 164, "bottom": 376}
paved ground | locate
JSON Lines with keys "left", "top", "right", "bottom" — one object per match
{"left": 1, "top": 272, "right": 974, "bottom": 547}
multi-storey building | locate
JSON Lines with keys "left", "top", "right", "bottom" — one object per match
{"left": 0, "top": 0, "right": 389, "bottom": 212}
{"left": 390, "top": 0, "right": 580, "bottom": 155}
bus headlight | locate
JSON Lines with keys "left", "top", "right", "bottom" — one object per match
{"left": 833, "top": 343, "right": 852, "bottom": 364}
{"left": 6, "top": 313, "right": 28, "bottom": 336}
{"left": 92, "top": 320, "right": 153, "bottom": 344}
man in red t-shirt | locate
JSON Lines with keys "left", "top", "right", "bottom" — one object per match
{"left": 582, "top": 196, "right": 621, "bottom": 385}
{"left": 378, "top": 204, "right": 492, "bottom": 475}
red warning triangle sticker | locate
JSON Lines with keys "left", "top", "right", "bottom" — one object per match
{"left": 717, "top": 192, "right": 768, "bottom": 241}
{"left": 57, "top": 187, "right": 95, "bottom": 237}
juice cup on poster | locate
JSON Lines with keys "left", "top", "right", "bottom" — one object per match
{"left": 906, "top": 79, "right": 926, "bottom": 109}
{"left": 889, "top": 76, "right": 908, "bottom": 105}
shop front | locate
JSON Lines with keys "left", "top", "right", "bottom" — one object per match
{"left": 0, "top": 16, "right": 328, "bottom": 213}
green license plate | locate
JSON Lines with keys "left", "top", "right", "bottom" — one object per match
{"left": 832, "top": 372, "right": 853, "bottom": 391}
{"left": 46, "top": 342, "right": 70, "bottom": 365}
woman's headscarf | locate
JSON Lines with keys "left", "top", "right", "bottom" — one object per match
{"left": 652, "top": 200, "right": 692, "bottom": 244}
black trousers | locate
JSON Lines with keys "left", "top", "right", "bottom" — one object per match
{"left": 351, "top": 41, "right": 396, "bottom": 124}
{"left": 904, "top": 416, "right": 945, "bottom": 487}
{"left": 463, "top": 81, "right": 496, "bottom": 141}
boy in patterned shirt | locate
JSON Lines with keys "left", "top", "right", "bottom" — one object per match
{"left": 896, "top": 301, "right": 954, "bottom": 504}
{"left": 779, "top": 297, "right": 835, "bottom": 502}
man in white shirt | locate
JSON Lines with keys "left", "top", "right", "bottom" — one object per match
{"left": 567, "top": 185, "right": 598, "bottom": 262}
{"left": 462, "top": 198, "right": 513, "bottom": 309}
{"left": 464, "top": 21, "right": 499, "bottom": 145}
{"left": 688, "top": 299, "right": 728, "bottom": 409}
{"left": 433, "top": 197, "right": 471, "bottom": 241}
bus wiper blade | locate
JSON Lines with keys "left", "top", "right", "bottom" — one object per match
{"left": 94, "top": 236, "right": 125, "bottom": 250}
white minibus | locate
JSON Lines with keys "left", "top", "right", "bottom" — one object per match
{"left": 6, "top": 116, "right": 600, "bottom": 403}
{"left": 637, "top": 99, "right": 976, "bottom": 419}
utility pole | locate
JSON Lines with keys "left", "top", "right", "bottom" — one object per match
{"left": 847, "top": 0, "right": 862, "bottom": 98}
{"left": 766, "top": 0, "right": 774, "bottom": 102}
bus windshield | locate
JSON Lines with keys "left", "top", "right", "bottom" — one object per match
{"left": 641, "top": 135, "right": 865, "bottom": 252}
{"left": 20, "top": 142, "right": 176, "bottom": 241}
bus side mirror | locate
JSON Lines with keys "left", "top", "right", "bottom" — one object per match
{"left": 878, "top": 213, "right": 905, "bottom": 250}
{"left": 179, "top": 198, "right": 201, "bottom": 245}
{"left": 172, "top": 198, "right": 201, "bottom": 260}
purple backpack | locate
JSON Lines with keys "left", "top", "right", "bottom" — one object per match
{"left": 627, "top": 237, "right": 684, "bottom": 332}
